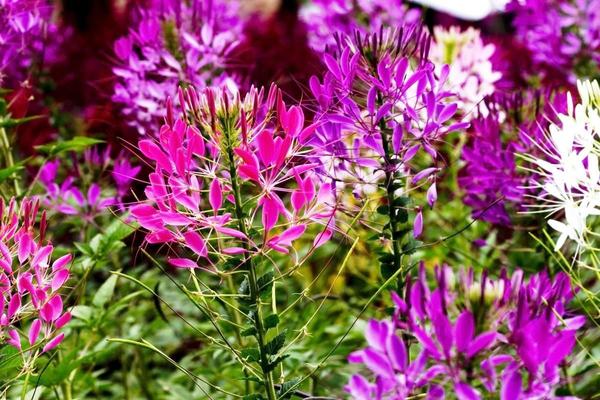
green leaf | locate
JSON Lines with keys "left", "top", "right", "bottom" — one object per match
{"left": 37, "top": 351, "right": 83, "bottom": 386}
{"left": 376, "top": 205, "right": 389, "bottom": 215}
{"left": 265, "top": 331, "right": 286, "bottom": 355}
{"left": 243, "top": 395, "right": 266, "bottom": 400}
{"left": 241, "top": 348, "right": 260, "bottom": 362}
{"left": 277, "top": 378, "right": 300, "bottom": 399}
{"left": 105, "top": 218, "right": 136, "bottom": 242}
{"left": 0, "top": 163, "right": 24, "bottom": 183}
{"left": 241, "top": 327, "right": 257, "bottom": 337}
{"left": 0, "top": 345, "right": 22, "bottom": 381}
{"left": 35, "top": 136, "right": 104, "bottom": 156}
{"left": 257, "top": 271, "right": 274, "bottom": 295}
{"left": 263, "top": 314, "right": 279, "bottom": 330}
{"left": 70, "top": 305, "right": 95, "bottom": 322}
{"left": 92, "top": 274, "right": 118, "bottom": 307}
{"left": 265, "top": 354, "right": 289, "bottom": 373}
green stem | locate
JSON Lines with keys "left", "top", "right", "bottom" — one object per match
{"left": 20, "top": 369, "right": 30, "bottom": 400}
{"left": 227, "top": 275, "right": 251, "bottom": 395}
{"left": 226, "top": 147, "right": 277, "bottom": 400}
{"left": 377, "top": 104, "right": 404, "bottom": 282}
{"left": 0, "top": 126, "right": 20, "bottom": 196}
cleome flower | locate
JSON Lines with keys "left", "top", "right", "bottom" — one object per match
{"left": 0, "top": 197, "right": 72, "bottom": 354}
{"left": 508, "top": 0, "right": 600, "bottom": 83}
{"left": 112, "top": 0, "right": 243, "bottom": 135}
{"left": 310, "top": 26, "right": 467, "bottom": 208}
{"left": 347, "top": 264, "right": 584, "bottom": 399}
{"left": 523, "top": 80, "right": 600, "bottom": 251}
{"left": 299, "top": 0, "right": 421, "bottom": 53}
{"left": 429, "top": 27, "right": 501, "bottom": 118}
{"left": 132, "top": 84, "right": 336, "bottom": 270}
{"left": 38, "top": 147, "right": 140, "bottom": 220}
{"left": 0, "top": 0, "right": 58, "bottom": 86}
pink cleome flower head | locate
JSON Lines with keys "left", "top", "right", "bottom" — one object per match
{"left": 0, "top": 197, "right": 72, "bottom": 353}
{"left": 132, "top": 84, "right": 336, "bottom": 271}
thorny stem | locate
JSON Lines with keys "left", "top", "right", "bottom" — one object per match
{"left": 226, "top": 143, "right": 277, "bottom": 400}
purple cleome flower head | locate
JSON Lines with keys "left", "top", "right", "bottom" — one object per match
{"left": 509, "top": 0, "right": 600, "bottom": 83}
{"left": 112, "top": 0, "right": 243, "bottom": 136}
{"left": 458, "top": 105, "right": 525, "bottom": 226}
{"left": 38, "top": 146, "right": 140, "bottom": 220}
{"left": 0, "top": 197, "right": 72, "bottom": 353}
{"left": 347, "top": 264, "right": 584, "bottom": 399}
{"left": 310, "top": 26, "right": 467, "bottom": 204}
{"left": 299, "top": 0, "right": 421, "bottom": 53}
{"left": 0, "top": 0, "right": 58, "bottom": 87}
{"left": 458, "top": 90, "right": 570, "bottom": 226}
{"left": 131, "top": 84, "right": 336, "bottom": 271}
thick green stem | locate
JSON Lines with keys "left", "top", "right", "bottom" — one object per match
{"left": 226, "top": 147, "right": 277, "bottom": 400}
{"left": 378, "top": 111, "right": 404, "bottom": 282}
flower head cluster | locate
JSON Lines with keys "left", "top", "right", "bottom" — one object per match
{"left": 347, "top": 265, "right": 583, "bottom": 399}
{"left": 39, "top": 146, "right": 140, "bottom": 219}
{"left": 0, "top": 198, "right": 72, "bottom": 353}
{"left": 524, "top": 80, "right": 600, "bottom": 251}
{"left": 311, "top": 27, "right": 467, "bottom": 206}
{"left": 132, "top": 84, "right": 335, "bottom": 270}
{"left": 112, "top": 0, "right": 243, "bottom": 135}
{"left": 509, "top": 0, "right": 600, "bottom": 82}
{"left": 0, "top": 0, "right": 57, "bottom": 86}
{"left": 429, "top": 27, "right": 501, "bottom": 117}
{"left": 299, "top": 0, "right": 421, "bottom": 52}
{"left": 459, "top": 91, "right": 569, "bottom": 226}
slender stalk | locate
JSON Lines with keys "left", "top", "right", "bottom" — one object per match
{"left": 20, "top": 369, "right": 30, "bottom": 400}
{"left": 226, "top": 274, "right": 251, "bottom": 395}
{"left": 226, "top": 143, "right": 277, "bottom": 400}
{"left": 0, "top": 126, "right": 20, "bottom": 196}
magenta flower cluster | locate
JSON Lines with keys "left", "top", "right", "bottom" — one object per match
{"left": 0, "top": 198, "right": 72, "bottom": 353}
{"left": 0, "top": 0, "right": 56, "bottom": 86}
{"left": 347, "top": 265, "right": 583, "bottom": 399}
{"left": 509, "top": 0, "right": 600, "bottom": 82}
{"left": 112, "top": 0, "right": 242, "bottom": 135}
{"left": 299, "top": 0, "right": 421, "bottom": 52}
{"left": 132, "top": 84, "right": 335, "bottom": 269}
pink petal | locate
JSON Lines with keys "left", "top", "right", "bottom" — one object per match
{"left": 8, "top": 329, "right": 21, "bottom": 350}
{"left": 55, "top": 312, "right": 72, "bottom": 329}
{"left": 8, "top": 294, "right": 21, "bottom": 319}
{"left": 29, "top": 319, "right": 42, "bottom": 345}
{"left": 256, "top": 130, "right": 275, "bottom": 166}
{"left": 51, "top": 269, "right": 70, "bottom": 292}
{"left": 168, "top": 258, "right": 198, "bottom": 269}
{"left": 209, "top": 179, "right": 223, "bottom": 213}
{"left": 42, "top": 333, "right": 65, "bottom": 353}
{"left": 281, "top": 105, "right": 304, "bottom": 137}
{"left": 139, "top": 140, "right": 172, "bottom": 172}
{"left": 52, "top": 254, "right": 72, "bottom": 271}
{"left": 183, "top": 231, "right": 208, "bottom": 258}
